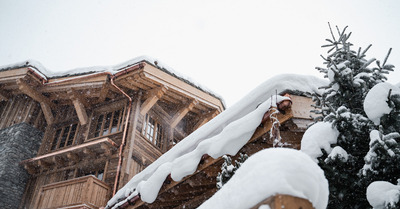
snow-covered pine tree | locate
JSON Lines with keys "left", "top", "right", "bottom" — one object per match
{"left": 216, "top": 153, "right": 248, "bottom": 189}
{"left": 312, "top": 24, "right": 395, "bottom": 208}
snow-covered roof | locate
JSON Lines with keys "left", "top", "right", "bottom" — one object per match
{"left": 198, "top": 148, "right": 329, "bottom": 209}
{"left": 106, "top": 74, "right": 328, "bottom": 208}
{"left": 0, "top": 56, "right": 223, "bottom": 103}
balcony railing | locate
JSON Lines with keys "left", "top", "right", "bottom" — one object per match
{"left": 34, "top": 175, "right": 110, "bottom": 209}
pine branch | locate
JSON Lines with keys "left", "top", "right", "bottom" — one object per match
{"left": 382, "top": 48, "right": 392, "bottom": 67}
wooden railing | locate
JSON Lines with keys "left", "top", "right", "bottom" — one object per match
{"left": 34, "top": 175, "right": 110, "bottom": 209}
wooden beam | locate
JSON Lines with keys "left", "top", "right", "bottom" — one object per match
{"left": 193, "top": 109, "right": 219, "bottom": 130}
{"left": 0, "top": 88, "right": 10, "bottom": 101}
{"left": 17, "top": 78, "right": 55, "bottom": 124}
{"left": 175, "top": 187, "right": 217, "bottom": 209}
{"left": 17, "top": 79, "right": 52, "bottom": 106}
{"left": 170, "top": 99, "right": 199, "bottom": 128}
{"left": 100, "top": 143, "right": 112, "bottom": 156}
{"left": 24, "top": 164, "right": 37, "bottom": 175}
{"left": 140, "top": 86, "right": 168, "bottom": 115}
{"left": 38, "top": 159, "right": 52, "bottom": 169}
{"left": 51, "top": 156, "right": 66, "bottom": 167}
{"left": 20, "top": 137, "right": 118, "bottom": 165}
{"left": 97, "top": 82, "right": 110, "bottom": 103}
{"left": 67, "top": 152, "right": 79, "bottom": 163}
{"left": 68, "top": 90, "right": 89, "bottom": 125}
{"left": 83, "top": 147, "right": 96, "bottom": 157}
{"left": 40, "top": 101, "right": 54, "bottom": 125}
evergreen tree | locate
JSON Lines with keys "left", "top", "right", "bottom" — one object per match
{"left": 216, "top": 153, "right": 248, "bottom": 189}
{"left": 362, "top": 85, "right": 400, "bottom": 208}
{"left": 312, "top": 24, "right": 396, "bottom": 208}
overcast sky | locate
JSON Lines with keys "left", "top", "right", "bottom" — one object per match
{"left": 1, "top": 0, "right": 399, "bottom": 107}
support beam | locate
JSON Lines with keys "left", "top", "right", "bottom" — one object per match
{"left": 17, "top": 79, "right": 53, "bottom": 106}
{"left": 68, "top": 90, "right": 89, "bottom": 125}
{"left": 67, "top": 152, "right": 79, "bottom": 163}
{"left": 38, "top": 159, "right": 52, "bottom": 169}
{"left": 97, "top": 82, "right": 110, "bottom": 103}
{"left": 39, "top": 101, "right": 54, "bottom": 125}
{"left": 0, "top": 88, "right": 10, "bottom": 101}
{"left": 83, "top": 147, "right": 96, "bottom": 157}
{"left": 170, "top": 99, "right": 199, "bottom": 128}
{"left": 140, "top": 86, "right": 168, "bottom": 115}
{"left": 51, "top": 156, "right": 65, "bottom": 167}
{"left": 17, "top": 78, "right": 55, "bottom": 124}
{"left": 193, "top": 109, "right": 219, "bottom": 130}
{"left": 24, "top": 164, "right": 37, "bottom": 175}
{"left": 100, "top": 143, "right": 112, "bottom": 156}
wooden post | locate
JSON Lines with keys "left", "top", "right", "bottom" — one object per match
{"left": 125, "top": 93, "right": 142, "bottom": 181}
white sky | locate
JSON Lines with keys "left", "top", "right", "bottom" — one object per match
{"left": 1, "top": 0, "right": 399, "bottom": 107}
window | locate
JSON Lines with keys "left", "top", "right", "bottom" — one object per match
{"left": 92, "top": 109, "right": 124, "bottom": 138}
{"left": 51, "top": 123, "right": 79, "bottom": 150}
{"left": 142, "top": 114, "right": 164, "bottom": 149}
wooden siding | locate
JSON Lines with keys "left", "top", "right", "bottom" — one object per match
{"left": 0, "top": 95, "right": 46, "bottom": 131}
{"left": 34, "top": 175, "right": 110, "bottom": 209}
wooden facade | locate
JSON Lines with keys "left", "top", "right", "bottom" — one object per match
{"left": 0, "top": 59, "right": 224, "bottom": 209}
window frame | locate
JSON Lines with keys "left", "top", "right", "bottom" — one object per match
{"left": 88, "top": 103, "right": 127, "bottom": 140}
{"left": 50, "top": 122, "right": 80, "bottom": 151}
{"left": 142, "top": 113, "right": 164, "bottom": 149}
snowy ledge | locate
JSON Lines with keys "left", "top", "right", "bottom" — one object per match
{"left": 106, "top": 74, "right": 328, "bottom": 209}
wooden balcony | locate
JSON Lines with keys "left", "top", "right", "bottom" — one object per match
{"left": 34, "top": 175, "right": 110, "bottom": 209}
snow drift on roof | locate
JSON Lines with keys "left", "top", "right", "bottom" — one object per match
{"left": 198, "top": 148, "right": 329, "bottom": 209}
{"left": 106, "top": 74, "right": 328, "bottom": 208}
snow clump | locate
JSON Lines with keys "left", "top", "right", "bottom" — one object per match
{"left": 367, "top": 181, "right": 400, "bottom": 209}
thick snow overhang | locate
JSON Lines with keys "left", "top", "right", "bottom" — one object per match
{"left": 105, "top": 74, "right": 328, "bottom": 209}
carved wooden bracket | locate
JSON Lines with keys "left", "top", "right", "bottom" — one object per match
{"left": 68, "top": 89, "right": 89, "bottom": 125}
{"left": 17, "top": 78, "right": 55, "bottom": 125}
{"left": 140, "top": 86, "right": 168, "bottom": 115}
{"left": 170, "top": 99, "right": 199, "bottom": 129}
{"left": 0, "top": 87, "right": 10, "bottom": 101}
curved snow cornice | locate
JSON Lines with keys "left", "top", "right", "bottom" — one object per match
{"left": 0, "top": 56, "right": 224, "bottom": 106}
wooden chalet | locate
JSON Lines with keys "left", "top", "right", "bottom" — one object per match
{"left": 0, "top": 58, "right": 225, "bottom": 209}
{"left": 107, "top": 91, "right": 319, "bottom": 209}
